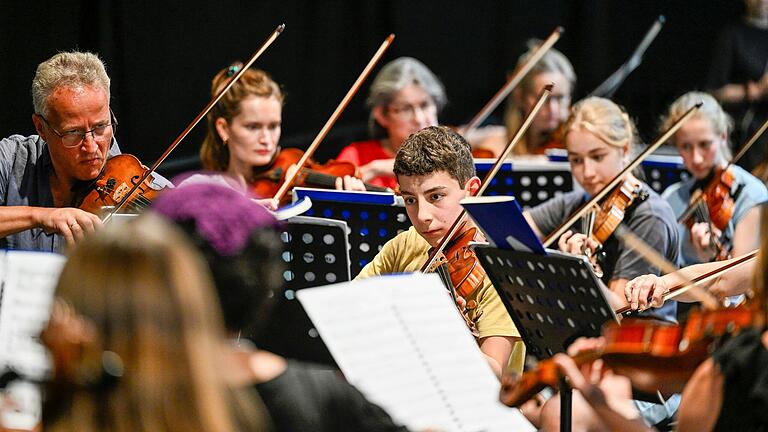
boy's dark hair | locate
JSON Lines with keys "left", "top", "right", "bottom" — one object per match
{"left": 393, "top": 126, "right": 476, "bottom": 186}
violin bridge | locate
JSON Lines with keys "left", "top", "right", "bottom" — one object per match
{"left": 111, "top": 181, "right": 132, "bottom": 203}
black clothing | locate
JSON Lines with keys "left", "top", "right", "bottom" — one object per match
{"left": 255, "top": 360, "right": 410, "bottom": 432}
{"left": 712, "top": 327, "right": 768, "bottom": 431}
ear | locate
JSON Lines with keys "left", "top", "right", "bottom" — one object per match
{"left": 464, "top": 176, "right": 482, "bottom": 196}
{"left": 32, "top": 114, "right": 46, "bottom": 140}
{"left": 215, "top": 117, "right": 230, "bottom": 142}
{"left": 372, "top": 106, "right": 390, "bottom": 130}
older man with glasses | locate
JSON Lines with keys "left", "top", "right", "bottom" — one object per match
{"left": 0, "top": 51, "right": 138, "bottom": 251}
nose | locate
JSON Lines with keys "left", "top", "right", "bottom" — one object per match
{"left": 582, "top": 157, "right": 596, "bottom": 180}
{"left": 416, "top": 199, "right": 433, "bottom": 225}
{"left": 691, "top": 147, "right": 704, "bottom": 166}
{"left": 79, "top": 132, "right": 100, "bottom": 152}
{"left": 413, "top": 106, "right": 432, "bottom": 127}
{"left": 257, "top": 127, "right": 274, "bottom": 145}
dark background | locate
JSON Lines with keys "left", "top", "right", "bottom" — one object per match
{"left": 0, "top": 0, "right": 743, "bottom": 176}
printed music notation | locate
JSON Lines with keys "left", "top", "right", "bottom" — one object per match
{"left": 297, "top": 273, "right": 534, "bottom": 432}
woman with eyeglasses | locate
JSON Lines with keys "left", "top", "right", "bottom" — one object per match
{"left": 336, "top": 57, "right": 446, "bottom": 190}
{"left": 199, "top": 64, "right": 365, "bottom": 209}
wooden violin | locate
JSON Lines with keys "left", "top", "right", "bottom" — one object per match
{"left": 678, "top": 167, "right": 736, "bottom": 260}
{"left": 251, "top": 147, "right": 389, "bottom": 202}
{"left": 73, "top": 154, "right": 166, "bottom": 218}
{"left": 580, "top": 175, "right": 648, "bottom": 276}
{"left": 500, "top": 304, "right": 762, "bottom": 407}
{"left": 675, "top": 117, "right": 768, "bottom": 261}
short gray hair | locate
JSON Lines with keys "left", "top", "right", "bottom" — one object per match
{"left": 31, "top": 51, "right": 110, "bottom": 117}
{"left": 367, "top": 57, "right": 447, "bottom": 138}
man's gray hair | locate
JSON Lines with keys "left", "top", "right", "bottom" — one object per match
{"left": 31, "top": 51, "right": 110, "bottom": 117}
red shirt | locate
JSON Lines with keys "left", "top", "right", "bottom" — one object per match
{"left": 337, "top": 139, "right": 398, "bottom": 190}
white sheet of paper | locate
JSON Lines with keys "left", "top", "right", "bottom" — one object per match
{"left": 0, "top": 250, "right": 64, "bottom": 430}
{"left": 297, "top": 273, "right": 534, "bottom": 432}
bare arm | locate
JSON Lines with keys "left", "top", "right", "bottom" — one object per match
{"left": 676, "top": 358, "right": 724, "bottom": 431}
{"left": 0, "top": 206, "right": 102, "bottom": 245}
{"left": 625, "top": 255, "right": 756, "bottom": 310}
{"left": 478, "top": 335, "right": 516, "bottom": 379}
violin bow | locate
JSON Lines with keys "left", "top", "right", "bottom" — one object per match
{"left": 588, "top": 16, "right": 665, "bottom": 98}
{"left": 271, "top": 34, "right": 395, "bottom": 203}
{"left": 461, "top": 27, "right": 563, "bottom": 137}
{"left": 612, "top": 225, "right": 721, "bottom": 315}
{"left": 677, "top": 116, "right": 768, "bottom": 224}
{"left": 542, "top": 102, "right": 702, "bottom": 248}
{"left": 103, "top": 23, "right": 286, "bottom": 223}
{"left": 420, "top": 84, "right": 554, "bottom": 273}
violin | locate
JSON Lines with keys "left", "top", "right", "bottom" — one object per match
{"left": 73, "top": 154, "right": 166, "bottom": 217}
{"left": 426, "top": 221, "right": 487, "bottom": 337}
{"left": 581, "top": 175, "right": 648, "bottom": 275}
{"left": 251, "top": 147, "right": 390, "bottom": 202}
{"left": 678, "top": 167, "right": 736, "bottom": 260}
{"left": 500, "top": 304, "right": 762, "bottom": 407}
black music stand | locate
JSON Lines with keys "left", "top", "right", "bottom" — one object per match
{"left": 255, "top": 216, "right": 351, "bottom": 367}
{"left": 474, "top": 159, "right": 574, "bottom": 208}
{"left": 293, "top": 188, "right": 412, "bottom": 278}
{"left": 476, "top": 247, "right": 617, "bottom": 432}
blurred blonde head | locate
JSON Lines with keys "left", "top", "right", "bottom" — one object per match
{"left": 44, "top": 215, "right": 266, "bottom": 432}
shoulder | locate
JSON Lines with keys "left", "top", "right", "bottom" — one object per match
{"left": 733, "top": 165, "right": 768, "bottom": 200}
{"left": 0, "top": 134, "right": 44, "bottom": 156}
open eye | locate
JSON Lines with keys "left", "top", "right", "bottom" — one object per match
{"left": 403, "top": 196, "right": 417, "bottom": 206}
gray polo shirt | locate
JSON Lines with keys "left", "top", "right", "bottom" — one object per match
{"left": 0, "top": 135, "right": 121, "bottom": 252}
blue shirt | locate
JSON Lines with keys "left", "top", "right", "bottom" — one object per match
{"left": 0, "top": 135, "right": 122, "bottom": 252}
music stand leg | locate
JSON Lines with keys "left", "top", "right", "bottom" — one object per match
{"left": 560, "top": 376, "right": 572, "bottom": 432}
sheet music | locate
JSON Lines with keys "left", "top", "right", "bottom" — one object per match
{"left": 0, "top": 250, "right": 64, "bottom": 430}
{"left": 297, "top": 273, "right": 534, "bottom": 432}
{"left": 0, "top": 251, "right": 64, "bottom": 380}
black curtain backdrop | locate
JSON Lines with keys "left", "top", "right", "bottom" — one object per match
{"left": 0, "top": 0, "right": 743, "bottom": 176}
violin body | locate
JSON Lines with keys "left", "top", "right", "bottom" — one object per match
{"left": 250, "top": 147, "right": 389, "bottom": 202}
{"left": 73, "top": 154, "right": 164, "bottom": 218}
{"left": 500, "top": 305, "right": 760, "bottom": 407}
{"left": 680, "top": 167, "right": 736, "bottom": 260}
{"left": 592, "top": 175, "right": 647, "bottom": 245}
{"left": 698, "top": 167, "right": 736, "bottom": 233}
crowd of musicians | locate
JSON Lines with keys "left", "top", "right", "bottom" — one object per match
{"left": 1, "top": 2, "right": 768, "bottom": 431}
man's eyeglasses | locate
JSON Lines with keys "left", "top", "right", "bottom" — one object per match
{"left": 37, "top": 111, "right": 118, "bottom": 148}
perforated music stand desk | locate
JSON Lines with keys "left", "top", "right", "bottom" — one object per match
{"left": 474, "top": 158, "right": 573, "bottom": 208}
{"left": 293, "top": 188, "right": 411, "bottom": 278}
{"left": 476, "top": 247, "right": 616, "bottom": 360}
{"left": 255, "top": 216, "right": 351, "bottom": 367}
{"left": 476, "top": 247, "right": 617, "bottom": 432}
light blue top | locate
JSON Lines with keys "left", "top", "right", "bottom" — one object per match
{"left": 663, "top": 164, "right": 768, "bottom": 267}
